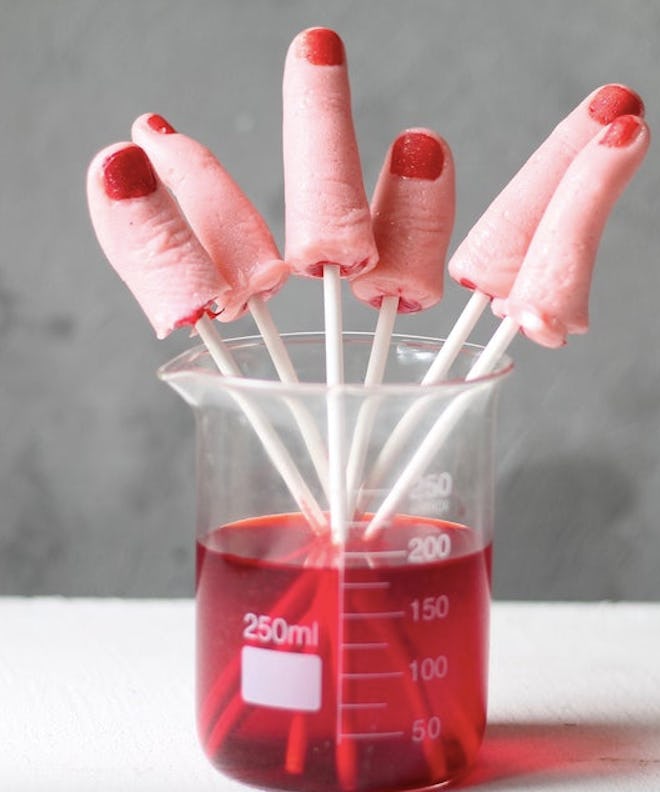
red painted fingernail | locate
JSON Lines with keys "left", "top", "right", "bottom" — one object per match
{"left": 298, "top": 28, "right": 344, "bottom": 65}
{"left": 147, "top": 114, "right": 176, "bottom": 134}
{"left": 390, "top": 132, "right": 445, "bottom": 180}
{"left": 589, "top": 85, "right": 644, "bottom": 125}
{"left": 103, "top": 145, "right": 157, "bottom": 200}
{"left": 600, "top": 114, "right": 643, "bottom": 147}
{"left": 459, "top": 278, "right": 477, "bottom": 291}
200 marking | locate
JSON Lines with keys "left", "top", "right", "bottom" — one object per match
{"left": 243, "top": 612, "right": 319, "bottom": 648}
{"left": 407, "top": 534, "right": 452, "bottom": 563}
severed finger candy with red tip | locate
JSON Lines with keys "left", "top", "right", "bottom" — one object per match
{"left": 448, "top": 84, "right": 645, "bottom": 301}
{"left": 282, "top": 27, "right": 378, "bottom": 279}
{"left": 131, "top": 114, "right": 289, "bottom": 323}
{"left": 492, "top": 113, "right": 650, "bottom": 347}
{"left": 350, "top": 128, "right": 455, "bottom": 314}
{"left": 86, "top": 143, "right": 231, "bottom": 339}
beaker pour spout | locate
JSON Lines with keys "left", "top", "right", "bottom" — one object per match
{"left": 157, "top": 345, "right": 227, "bottom": 409}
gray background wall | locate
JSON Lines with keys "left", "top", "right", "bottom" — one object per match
{"left": 1, "top": 0, "right": 658, "bottom": 600}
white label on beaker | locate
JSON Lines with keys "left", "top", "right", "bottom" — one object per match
{"left": 241, "top": 645, "right": 322, "bottom": 712}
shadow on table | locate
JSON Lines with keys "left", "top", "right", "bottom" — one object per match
{"left": 455, "top": 720, "right": 660, "bottom": 789}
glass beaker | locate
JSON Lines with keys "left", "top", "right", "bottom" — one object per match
{"left": 159, "top": 332, "right": 512, "bottom": 792}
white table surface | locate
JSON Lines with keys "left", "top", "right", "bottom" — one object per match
{"left": 1, "top": 598, "right": 658, "bottom": 791}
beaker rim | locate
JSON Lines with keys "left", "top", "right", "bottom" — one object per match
{"left": 157, "top": 331, "right": 514, "bottom": 396}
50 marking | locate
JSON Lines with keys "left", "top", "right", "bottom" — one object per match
{"left": 411, "top": 716, "right": 442, "bottom": 742}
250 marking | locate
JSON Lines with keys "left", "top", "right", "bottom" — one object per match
{"left": 243, "top": 612, "right": 319, "bottom": 648}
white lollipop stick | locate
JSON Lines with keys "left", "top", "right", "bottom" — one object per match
{"left": 246, "top": 297, "right": 299, "bottom": 381}
{"left": 345, "top": 294, "right": 398, "bottom": 515}
{"left": 355, "top": 290, "right": 490, "bottom": 512}
{"left": 362, "top": 295, "right": 400, "bottom": 384}
{"left": 247, "top": 296, "right": 331, "bottom": 500}
{"left": 195, "top": 314, "right": 244, "bottom": 376}
{"left": 364, "top": 316, "right": 518, "bottom": 539}
{"left": 422, "top": 291, "right": 491, "bottom": 384}
{"left": 195, "top": 314, "right": 328, "bottom": 532}
{"left": 323, "top": 264, "right": 348, "bottom": 545}
{"left": 323, "top": 265, "right": 344, "bottom": 386}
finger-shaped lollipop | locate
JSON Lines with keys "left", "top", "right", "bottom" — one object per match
{"left": 345, "top": 130, "right": 454, "bottom": 511}
{"left": 351, "top": 129, "right": 455, "bottom": 314}
{"left": 87, "top": 143, "right": 231, "bottom": 338}
{"left": 88, "top": 142, "right": 327, "bottom": 529}
{"left": 493, "top": 114, "right": 650, "bottom": 347}
{"left": 282, "top": 27, "right": 378, "bottom": 279}
{"left": 132, "top": 112, "right": 331, "bottom": 499}
{"left": 418, "top": 84, "right": 646, "bottom": 385}
{"left": 131, "top": 114, "right": 288, "bottom": 323}
{"left": 364, "top": 113, "right": 650, "bottom": 537}
{"left": 449, "top": 83, "right": 644, "bottom": 299}
{"left": 283, "top": 27, "right": 378, "bottom": 545}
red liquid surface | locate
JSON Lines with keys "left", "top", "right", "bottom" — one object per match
{"left": 196, "top": 513, "right": 492, "bottom": 792}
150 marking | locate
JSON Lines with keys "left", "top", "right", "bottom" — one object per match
{"left": 243, "top": 612, "right": 319, "bottom": 648}
{"left": 410, "top": 594, "right": 450, "bottom": 621}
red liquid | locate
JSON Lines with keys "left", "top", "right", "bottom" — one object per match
{"left": 196, "top": 513, "right": 491, "bottom": 792}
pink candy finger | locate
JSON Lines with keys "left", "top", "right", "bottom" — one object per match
{"left": 351, "top": 129, "right": 454, "bottom": 313}
{"left": 449, "top": 84, "right": 644, "bottom": 299}
{"left": 131, "top": 114, "right": 288, "bottom": 323}
{"left": 493, "top": 115, "right": 650, "bottom": 348}
{"left": 87, "top": 143, "right": 231, "bottom": 339}
{"left": 283, "top": 27, "right": 378, "bottom": 279}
